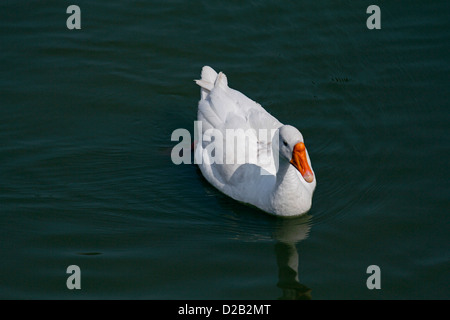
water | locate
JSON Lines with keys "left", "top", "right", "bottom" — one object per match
{"left": 1, "top": 0, "right": 448, "bottom": 299}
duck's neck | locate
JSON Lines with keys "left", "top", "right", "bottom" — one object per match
{"left": 269, "top": 160, "right": 312, "bottom": 216}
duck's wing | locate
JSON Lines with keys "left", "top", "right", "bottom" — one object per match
{"left": 195, "top": 66, "right": 282, "bottom": 131}
{"left": 196, "top": 67, "right": 281, "bottom": 172}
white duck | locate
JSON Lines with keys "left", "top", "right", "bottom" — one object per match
{"left": 194, "top": 66, "right": 316, "bottom": 217}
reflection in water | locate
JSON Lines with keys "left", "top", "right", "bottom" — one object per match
{"left": 197, "top": 171, "right": 313, "bottom": 299}
{"left": 273, "top": 215, "right": 312, "bottom": 300}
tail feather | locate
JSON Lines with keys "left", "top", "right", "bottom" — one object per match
{"left": 194, "top": 79, "right": 214, "bottom": 91}
{"left": 201, "top": 66, "right": 218, "bottom": 83}
{"left": 195, "top": 66, "right": 219, "bottom": 99}
{"left": 214, "top": 72, "right": 228, "bottom": 88}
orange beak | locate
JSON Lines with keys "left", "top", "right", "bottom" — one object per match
{"left": 290, "top": 142, "right": 314, "bottom": 183}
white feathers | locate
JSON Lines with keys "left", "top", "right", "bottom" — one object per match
{"left": 194, "top": 66, "right": 316, "bottom": 216}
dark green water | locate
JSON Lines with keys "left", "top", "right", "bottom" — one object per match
{"left": 1, "top": 1, "right": 448, "bottom": 299}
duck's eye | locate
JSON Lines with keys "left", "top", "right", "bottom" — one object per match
{"left": 283, "top": 140, "right": 288, "bottom": 146}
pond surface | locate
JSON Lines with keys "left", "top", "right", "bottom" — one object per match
{"left": 0, "top": 0, "right": 448, "bottom": 299}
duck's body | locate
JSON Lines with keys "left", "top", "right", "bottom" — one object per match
{"left": 195, "top": 66, "right": 316, "bottom": 217}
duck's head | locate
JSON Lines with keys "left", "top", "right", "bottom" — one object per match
{"left": 277, "top": 125, "right": 315, "bottom": 183}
